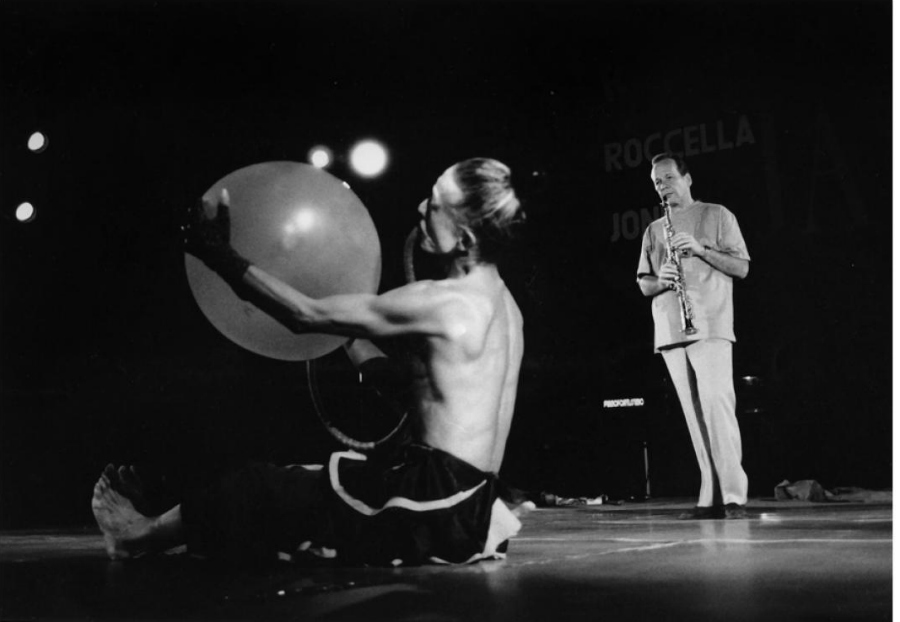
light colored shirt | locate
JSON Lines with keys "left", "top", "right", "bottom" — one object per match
{"left": 637, "top": 201, "right": 750, "bottom": 352}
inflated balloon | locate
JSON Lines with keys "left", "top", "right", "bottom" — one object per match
{"left": 185, "top": 162, "right": 381, "bottom": 361}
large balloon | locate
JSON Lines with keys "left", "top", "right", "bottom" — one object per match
{"left": 185, "top": 162, "right": 381, "bottom": 361}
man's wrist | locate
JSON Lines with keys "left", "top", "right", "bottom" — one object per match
{"left": 206, "top": 247, "right": 251, "bottom": 282}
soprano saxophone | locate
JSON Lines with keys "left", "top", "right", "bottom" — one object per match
{"left": 662, "top": 199, "right": 698, "bottom": 335}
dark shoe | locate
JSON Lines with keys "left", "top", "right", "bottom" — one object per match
{"left": 678, "top": 505, "right": 724, "bottom": 520}
{"left": 724, "top": 503, "right": 748, "bottom": 519}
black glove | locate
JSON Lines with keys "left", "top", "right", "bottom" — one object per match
{"left": 182, "top": 191, "right": 250, "bottom": 283}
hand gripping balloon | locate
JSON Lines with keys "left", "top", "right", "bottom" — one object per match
{"left": 184, "top": 162, "right": 381, "bottom": 361}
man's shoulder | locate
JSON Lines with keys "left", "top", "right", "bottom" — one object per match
{"left": 645, "top": 216, "right": 666, "bottom": 232}
{"left": 694, "top": 201, "right": 733, "bottom": 216}
{"left": 694, "top": 200, "right": 725, "bottom": 210}
{"left": 426, "top": 274, "right": 507, "bottom": 331}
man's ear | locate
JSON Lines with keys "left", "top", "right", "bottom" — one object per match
{"left": 456, "top": 227, "right": 477, "bottom": 252}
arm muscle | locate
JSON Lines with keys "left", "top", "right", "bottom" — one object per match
{"left": 242, "top": 266, "right": 467, "bottom": 339}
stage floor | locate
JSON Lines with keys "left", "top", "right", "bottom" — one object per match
{"left": 0, "top": 498, "right": 892, "bottom": 621}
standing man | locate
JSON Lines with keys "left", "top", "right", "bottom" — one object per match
{"left": 636, "top": 152, "right": 750, "bottom": 519}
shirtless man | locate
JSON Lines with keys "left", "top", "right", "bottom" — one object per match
{"left": 92, "top": 157, "right": 528, "bottom": 566}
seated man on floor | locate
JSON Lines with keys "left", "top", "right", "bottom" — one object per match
{"left": 92, "top": 157, "right": 530, "bottom": 566}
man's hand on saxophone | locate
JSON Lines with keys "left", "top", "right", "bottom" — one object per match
{"left": 657, "top": 262, "right": 681, "bottom": 291}
{"left": 668, "top": 231, "right": 707, "bottom": 258}
{"left": 638, "top": 263, "right": 681, "bottom": 297}
{"left": 670, "top": 230, "right": 750, "bottom": 280}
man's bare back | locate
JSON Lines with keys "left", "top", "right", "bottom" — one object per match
{"left": 412, "top": 264, "right": 524, "bottom": 473}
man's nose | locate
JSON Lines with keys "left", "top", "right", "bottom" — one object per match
{"left": 418, "top": 199, "right": 427, "bottom": 216}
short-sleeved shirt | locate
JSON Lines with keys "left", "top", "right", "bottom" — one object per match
{"left": 637, "top": 201, "right": 750, "bottom": 352}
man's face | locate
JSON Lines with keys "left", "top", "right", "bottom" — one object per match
{"left": 651, "top": 159, "right": 692, "bottom": 207}
{"left": 417, "top": 166, "right": 465, "bottom": 255}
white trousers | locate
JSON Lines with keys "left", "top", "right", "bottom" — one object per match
{"left": 661, "top": 339, "right": 748, "bottom": 506}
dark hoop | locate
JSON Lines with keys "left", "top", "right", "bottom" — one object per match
{"left": 306, "top": 357, "right": 408, "bottom": 450}
{"left": 403, "top": 226, "right": 420, "bottom": 284}
{"left": 306, "top": 228, "right": 419, "bottom": 450}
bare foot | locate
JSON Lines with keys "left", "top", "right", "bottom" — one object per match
{"left": 511, "top": 500, "right": 536, "bottom": 519}
{"left": 103, "top": 463, "right": 149, "bottom": 514}
{"left": 91, "top": 466, "right": 154, "bottom": 560}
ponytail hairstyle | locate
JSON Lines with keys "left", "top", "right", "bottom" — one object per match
{"left": 451, "top": 158, "right": 525, "bottom": 263}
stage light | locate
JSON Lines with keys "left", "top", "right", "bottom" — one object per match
{"left": 27, "top": 132, "right": 48, "bottom": 153}
{"left": 16, "top": 202, "right": 36, "bottom": 223}
{"left": 349, "top": 139, "right": 388, "bottom": 178}
{"left": 308, "top": 146, "right": 332, "bottom": 169}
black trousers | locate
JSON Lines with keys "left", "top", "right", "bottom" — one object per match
{"left": 180, "top": 461, "right": 328, "bottom": 563}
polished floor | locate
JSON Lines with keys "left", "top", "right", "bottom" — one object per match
{"left": 0, "top": 498, "right": 892, "bottom": 621}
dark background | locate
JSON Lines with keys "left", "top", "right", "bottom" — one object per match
{"left": 0, "top": 0, "right": 891, "bottom": 528}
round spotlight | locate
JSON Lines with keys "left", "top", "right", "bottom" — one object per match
{"left": 308, "top": 145, "right": 333, "bottom": 169}
{"left": 16, "top": 202, "right": 36, "bottom": 223}
{"left": 28, "top": 131, "right": 48, "bottom": 153}
{"left": 349, "top": 139, "right": 388, "bottom": 178}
